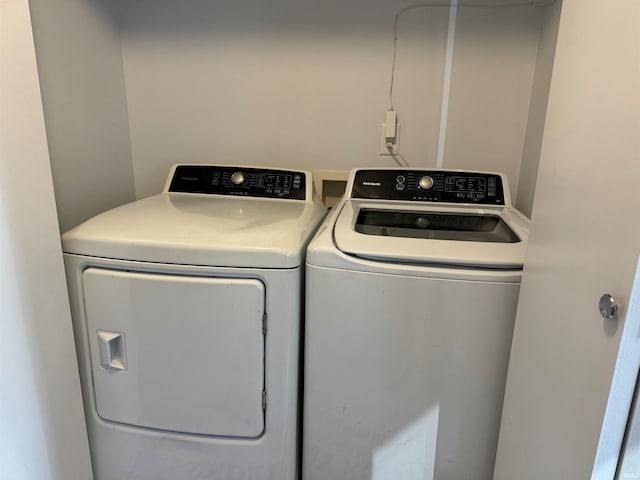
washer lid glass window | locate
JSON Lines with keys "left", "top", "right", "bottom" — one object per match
{"left": 355, "top": 209, "right": 520, "bottom": 243}
{"left": 333, "top": 201, "right": 529, "bottom": 269}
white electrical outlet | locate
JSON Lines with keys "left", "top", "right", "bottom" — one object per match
{"left": 379, "top": 123, "right": 399, "bottom": 155}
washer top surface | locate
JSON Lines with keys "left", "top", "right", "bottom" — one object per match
{"left": 331, "top": 168, "right": 530, "bottom": 269}
{"left": 63, "top": 165, "right": 327, "bottom": 269}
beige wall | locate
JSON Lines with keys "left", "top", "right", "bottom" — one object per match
{"left": 118, "top": 0, "right": 554, "bottom": 203}
{"left": 0, "top": 1, "right": 92, "bottom": 478}
{"left": 516, "top": 0, "right": 562, "bottom": 217}
{"left": 443, "top": 5, "right": 543, "bottom": 205}
{"left": 30, "top": 0, "right": 558, "bottom": 221}
{"left": 30, "top": 0, "right": 135, "bottom": 232}
{"left": 494, "top": 0, "right": 640, "bottom": 477}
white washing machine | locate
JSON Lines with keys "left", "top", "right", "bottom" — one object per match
{"left": 63, "top": 164, "right": 326, "bottom": 480}
{"left": 302, "top": 168, "right": 529, "bottom": 480}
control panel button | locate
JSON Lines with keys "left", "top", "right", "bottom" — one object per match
{"left": 230, "top": 172, "right": 245, "bottom": 185}
{"left": 418, "top": 176, "right": 434, "bottom": 190}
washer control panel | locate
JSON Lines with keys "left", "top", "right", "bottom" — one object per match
{"left": 351, "top": 169, "right": 505, "bottom": 205}
{"left": 168, "top": 165, "right": 306, "bottom": 200}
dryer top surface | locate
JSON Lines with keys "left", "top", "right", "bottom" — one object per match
{"left": 62, "top": 193, "right": 326, "bottom": 268}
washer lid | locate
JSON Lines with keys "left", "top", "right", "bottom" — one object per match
{"left": 62, "top": 193, "right": 326, "bottom": 268}
{"left": 334, "top": 200, "right": 529, "bottom": 269}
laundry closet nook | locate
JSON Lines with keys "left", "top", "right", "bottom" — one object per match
{"left": 12, "top": 0, "right": 640, "bottom": 479}
{"left": 28, "top": 0, "right": 560, "bottom": 231}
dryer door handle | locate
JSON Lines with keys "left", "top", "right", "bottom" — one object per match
{"left": 97, "top": 330, "right": 127, "bottom": 371}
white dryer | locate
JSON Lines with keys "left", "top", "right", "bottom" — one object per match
{"left": 63, "top": 164, "right": 326, "bottom": 480}
{"left": 302, "top": 168, "right": 529, "bottom": 480}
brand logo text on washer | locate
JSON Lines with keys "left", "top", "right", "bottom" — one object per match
{"left": 362, "top": 182, "right": 382, "bottom": 187}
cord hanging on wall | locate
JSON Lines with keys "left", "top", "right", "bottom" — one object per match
{"left": 384, "top": 0, "right": 559, "bottom": 167}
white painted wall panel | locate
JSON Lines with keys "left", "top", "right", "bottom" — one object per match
{"left": 444, "top": 6, "right": 542, "bottom": 204}
{"left": 119, "top": 0, "right": 549, "bottom": 200}
{"left": 494, "top": 0, "right": 640, "bottom": 477}
{"left": 27, "top": 0, "right": 555, "bottom": 222}
{"left": 30, "top": 0, "right": 136, "bottom": 232}
{"left": 0, "top": 1, "right": 93, "bottom": 478}
{"left": 516, "top": 0, "right": 561, "bottom": 218}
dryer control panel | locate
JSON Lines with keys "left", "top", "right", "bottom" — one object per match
{"left": 168, "top": 165, "right": 307, "bottom": 200}
{"left": 350, "top": 169, "right": 506, "bottom": 205}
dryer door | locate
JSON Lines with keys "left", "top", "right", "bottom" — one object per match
{"left": 82, "top": 268, "right": 265, "bottom": 438}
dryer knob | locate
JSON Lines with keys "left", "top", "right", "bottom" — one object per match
{"left": 231, "top": 172, "right": 245, "bottom": 185}
{"left": 418, "top": 176, "right": 434, "bottom": 190}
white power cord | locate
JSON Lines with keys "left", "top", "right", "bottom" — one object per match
{"left": 386, "top": 143, "right": 409, "bottom": 167}
{"left": 385, "top": 0, "right": 559, "bottom": 169}
{"left": 388, "top": 0, "right": 558, "bottom": 110}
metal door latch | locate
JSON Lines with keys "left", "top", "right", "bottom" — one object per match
{"left": 599, "top": 294, "right": 619, "bottom": 319}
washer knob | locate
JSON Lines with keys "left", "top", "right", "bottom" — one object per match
{"left": 230, "top": 171, "right": 245, "bottom": 185}
{"left": 418, "top": 176, "right": 434, "bottom": 190}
